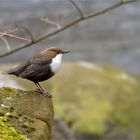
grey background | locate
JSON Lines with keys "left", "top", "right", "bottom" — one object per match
{"left": 0, "top": 0, "right": 139, "bottom": 74}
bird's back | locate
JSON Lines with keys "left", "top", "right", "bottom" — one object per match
{"left": 5, "top": 54, "right": 54, "bottom": 82}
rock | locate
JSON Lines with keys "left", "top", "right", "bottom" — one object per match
{"left": 0, "top": 87, "right": 54, "bottom": 140}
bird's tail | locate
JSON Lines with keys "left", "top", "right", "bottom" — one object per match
{"left": 1, "top": 71, "right": 9, "bottom": 75}
{"left": 1, "top": 69, "right": 15, "bottom": 75}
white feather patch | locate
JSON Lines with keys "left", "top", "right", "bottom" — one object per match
{"left": 50, "top": 54, "right": 62, "bottom": 73}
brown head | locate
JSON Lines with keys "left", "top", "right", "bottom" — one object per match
{"left": 40, "top": 47, "right": 70, "bottom": 58}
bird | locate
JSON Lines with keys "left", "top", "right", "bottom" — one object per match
{"left": 4, "top": 47, "right": 70, "bottom": 98}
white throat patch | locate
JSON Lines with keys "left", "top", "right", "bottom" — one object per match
{"left": 50, "top": 54, "right": 62, "bottom": 73}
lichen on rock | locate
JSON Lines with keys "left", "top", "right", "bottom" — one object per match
{"left": 0, "top": 87, "right": 54, "bottom": 140}
{"left": 0, "top": 113, "right": 29, "bottom": 140}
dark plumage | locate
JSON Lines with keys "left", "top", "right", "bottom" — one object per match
{"left": 7, "top": 55, "right": 52, "bottom": 82}
{"left": 4, "top": 47, "right": 70, "bottom": 98}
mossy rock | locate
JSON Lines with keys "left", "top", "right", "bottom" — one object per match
{"left": 0, "top": 115, "right": 28, "bottom": 140}
{"left": 0, "top": 87, "right": 54, "bottom": 140}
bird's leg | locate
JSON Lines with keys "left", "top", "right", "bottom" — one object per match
{"left": 34, "top": 82, "right": 52, "bottom": 98}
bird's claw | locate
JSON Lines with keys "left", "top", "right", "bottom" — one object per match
{"left": 36, "top": 88, "right": 52, "bottom": 98}
{"left": 42, "top": 91, "right": 52, "bottom": 98}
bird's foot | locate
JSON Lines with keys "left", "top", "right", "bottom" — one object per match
{"left": 42, "top": 91, "right": 52, "bottom": 98}
{"left": 36, "top": 88, "right": 52, "bottom": 98}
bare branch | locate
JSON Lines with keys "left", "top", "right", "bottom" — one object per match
{"left": 5, "top": 28, "right": 19, "bottom": 34}
{"left": 84, "top": 0, "right": 136, "bottom": 20}
{"left": 0, "top": 27, "right": 31, "bottom": 51}
{"left": 0, "top": 28, "right": 19, "bottom": 38}
{"left": 0, "top": 32, "right": 31, "bottom": 42}
{"left": 41, "top": 17, "right": 61, "bottom": 29}
{"left": 0, "top": 0, "right": 136, "bottom": 58}
{"left": 68, "top": 0, "right": 84, "bottom": 19}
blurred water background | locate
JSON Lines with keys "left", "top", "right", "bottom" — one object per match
{"left": 0, "top": 0, "right": 139, "bottom": 75}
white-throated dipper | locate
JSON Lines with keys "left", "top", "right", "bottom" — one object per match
{"left": 4, "top": 47, "right": 70, "bottom": 98}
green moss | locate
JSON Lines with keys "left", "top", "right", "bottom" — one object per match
{"left": 0, "top": 116, "right": 29, "bottom": 140}
{"left": 0, "top": 107, "right": 37, "bottom": 140}
{"left": 0, "top": 110, "right": 6, "bottom": 116}
{"left": 0, "top": 85, "right": 53, "bottom": 140}
{"left": 2, "top": 87, "right": 14, "bottom": 92}
{"left": 48, "top": 62, "right": 140, "bottom": 136}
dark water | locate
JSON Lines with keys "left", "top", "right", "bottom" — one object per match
{"left": 0, "top": 0, "right": 140, "bottom": 74}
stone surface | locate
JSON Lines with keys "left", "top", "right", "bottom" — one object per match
{"left": 0, "top": 87, "right": 54, "bottom": 140}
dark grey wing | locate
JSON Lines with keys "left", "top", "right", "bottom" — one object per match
{"left": 19, "top": 56, "right": 52, "bottom": 79}
{"left": 5, "top": 60, "right": 30, "bottom": 76}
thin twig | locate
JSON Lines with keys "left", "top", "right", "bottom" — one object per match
{"left": 41, "top": 17, "right": 61, "bottom": 29}
{"left": 68, "top": 0, "right": 84, "bottom": 19}
{"left": 5, "top": 28, "right": 19, "bottom": 34}
{"left": 0, "top": 0, "right": 136, "bottom": 58}
{"left": 1, "top": 37, "right": 11, "bottom": 51}
{"left": 0, "top": 28, "right": 19, "bottom": 51}
{"left": 15, "top": 24, "right": 34, "bottom": 42}
{"left": 0, "top": 28, "right": 19, "bottom": 38}
{"left": 0, "top": 32, "right": 31, "bottom": 42}
{"left": 58, "top": 14, "right": 64, "bottom": 27}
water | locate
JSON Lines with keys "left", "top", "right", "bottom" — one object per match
{"left": 0, "top": 0, "right": 140, "bottom": 74}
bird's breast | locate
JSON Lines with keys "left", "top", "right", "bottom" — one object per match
{"left": 50, "top": 54, "right": 62, "bottom": 73}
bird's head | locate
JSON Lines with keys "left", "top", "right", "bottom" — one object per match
{"left": 47, "top": 47, "right": 70, "bottom": 54}
{"left": 40, "top": 47, "right": 70, "bottom": 58}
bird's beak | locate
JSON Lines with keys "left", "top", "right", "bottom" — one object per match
{"left": 62, "top": 50, "right": 70, "bottom": 54}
